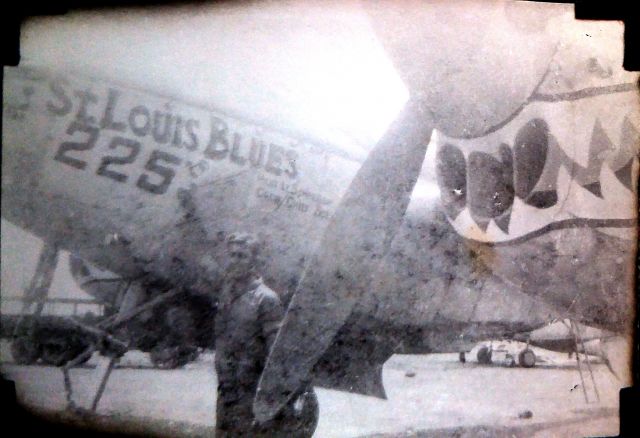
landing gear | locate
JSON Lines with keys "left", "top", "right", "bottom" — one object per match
{"left": 505, "top": 354, "right": 517, "bottom": 368}
{"left": 518, "top": 348, "right": 536, "bottom": 368}
{"left": 62, "top": 287, "right": 182, "bottom": 412}
{"left": 477, "top": 346, "right": 492, "bottom": 364}
{"left": 10, "top": 242, "right": 59, "bottom": 364}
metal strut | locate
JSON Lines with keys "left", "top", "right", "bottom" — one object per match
{"left": 13, "top": 242, "right": 59, "bottom": 337}
{"left": 569, "top": 320, "right": 600, "bottom": 403}
{"left": 62, "top": 287, "right": 182, "bottom": 413}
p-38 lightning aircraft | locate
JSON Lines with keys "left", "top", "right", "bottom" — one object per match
{"left": 2, "top": 1, "right": 638, "bottom": 434}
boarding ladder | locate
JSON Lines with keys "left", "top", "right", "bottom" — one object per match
{"left": 568, "top": 319, "right": 600, "bottom": 403}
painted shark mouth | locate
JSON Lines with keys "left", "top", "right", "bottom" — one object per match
{"left": 434, "top": 83, "right": 639, "bottom": 244}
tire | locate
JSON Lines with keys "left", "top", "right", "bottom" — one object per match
{"left": 40, "top": 341, "right": 72, "bottom": 366}
{"left": 39, "top": 333, "right": 91, "bottom": 367}
{"left": 459, "top": 352, "right": 466, "bottom": 363}
{"left": 164, "top": 307, "right": 195, "bottom": 338}
{"left": 477, "top": 346, "right": 492, "bottom": 364}
{"left": 11, "top": 337, "right": 41, "bottom": 365}
{"left": 518, "top": 349, "right": 536, "bottom": 368}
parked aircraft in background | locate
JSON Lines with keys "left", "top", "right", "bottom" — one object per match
{"left": 466, "top": 319, "right": 617, "bottom": 368}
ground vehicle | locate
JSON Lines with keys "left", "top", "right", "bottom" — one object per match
{"left": 2, "top": 295, "right": 104, "bottom": 366}
{"left": 2, "top": 270, "right": 215, "bottom": 369}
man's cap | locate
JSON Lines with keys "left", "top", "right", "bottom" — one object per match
{"left": 227, "top": 232, "right": 261, "bottom": 255}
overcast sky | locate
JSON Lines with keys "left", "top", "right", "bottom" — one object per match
{"left": 18, "top": 1, "right": 410, "bottom": 160}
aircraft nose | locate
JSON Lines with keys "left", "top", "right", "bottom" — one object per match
{"left": 363, "top": 0, "right": 559, "bottom": 138}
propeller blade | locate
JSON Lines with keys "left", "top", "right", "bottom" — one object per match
{"left": 254, "top": 100, "right": 432, "bottom": 422}
{"left": 256, "top": 1, "right": 566, "bottom": 422}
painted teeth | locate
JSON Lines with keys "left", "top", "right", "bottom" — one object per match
{"left": 435, "top": 88, "right": 639, "bottom": 243}
{"left": 446, "top": 159, "right": 638, "bottom": 243}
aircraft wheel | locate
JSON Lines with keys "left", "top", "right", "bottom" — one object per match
{"left": 518, "top": 349, "right": 536, "bottom": 368}
{"left": 40, "top": 340, "right": 75, "bottom": 366}
{"left": 477, "top": 346, "right": 492, "bottom": 364}
{"left": 11, "top": 336, "right": 41, "bottom": 365}
{"left": 41, "top": 342, "right": 69, "bottom": 367}
{"left": 39, "top": 335, "right": 91, "bottom": 367}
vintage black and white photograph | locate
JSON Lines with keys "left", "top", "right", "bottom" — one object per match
{"left": 2, "top": 1, "right": 638, "bottom": 437}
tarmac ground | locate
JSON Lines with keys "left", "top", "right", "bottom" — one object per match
{"left": 0, "top": 344, "right": 626, "bottom": 438}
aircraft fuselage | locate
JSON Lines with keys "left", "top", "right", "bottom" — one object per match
{"left": 2, "top": 66, "right": 637, "bottom": 337}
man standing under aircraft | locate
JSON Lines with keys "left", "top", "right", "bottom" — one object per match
{"left": 214, "top": 232, "right": 285, "bottom": 436}
{"left": 214, "top": 232, "right": 319, "bottom": 436}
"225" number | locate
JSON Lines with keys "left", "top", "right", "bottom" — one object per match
{"left": 54, "top": 121, "right": 182, "bottom": 195}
